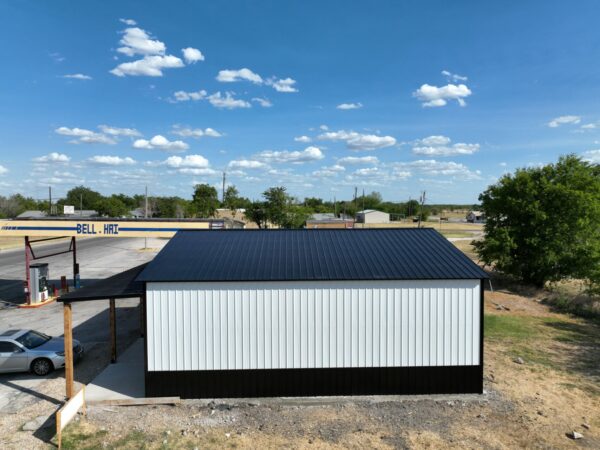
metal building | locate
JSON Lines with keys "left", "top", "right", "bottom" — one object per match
{"left": 137, "top": 228, "right": 488, "bottom": 398}
{"left": 355, "top": 209, "right": 390, "bottom": 224}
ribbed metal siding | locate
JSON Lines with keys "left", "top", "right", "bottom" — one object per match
{"left": 146, "top": 280, "right": 480, "bottom": 372}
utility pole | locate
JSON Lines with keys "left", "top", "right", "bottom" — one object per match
{"left": 48, "top": 186, "right": 52, "bottom": 216}
{"left": 222, "top": 171, "right": 226, "bottom": 204}
{"left": 144, "top": 185, "right": 148, "bottom": 250}
{"left": 418, "top": 191, "right": 426, "bottom": 228}
{"left": 333, "top": 196, "right": 337, "bottom": 217}
{"left": 362, "top": 188, "right": 365, "bottom": 212}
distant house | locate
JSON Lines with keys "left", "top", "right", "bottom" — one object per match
{"left": 129, "top": 208, "right": 146, "bottom": 219}
{"left": 355, "top": 209, "right": 390, "bottom": 224}
{"left": 16, "top": 210, "right": 47, "bottom": 219}
{"left": 466, "top": 211, "right": 485, "bottom": 223}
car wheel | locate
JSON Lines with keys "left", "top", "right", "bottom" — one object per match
{"left": 31, "top": 358, "right": 53, "bottom": 376}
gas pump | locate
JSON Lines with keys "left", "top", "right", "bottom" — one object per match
{"left": 29, "top": 263, "right": 49, "bottom": 303}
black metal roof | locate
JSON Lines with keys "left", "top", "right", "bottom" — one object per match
{"left": 58, "top": 263, "right": 147, "bottom": 302}
{"left": 137, "top": 229, "right": 488, "bottom": 282}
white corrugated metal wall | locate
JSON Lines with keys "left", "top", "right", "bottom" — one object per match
{"left": 146, "top": 279, "right": 480, "bottom": 372}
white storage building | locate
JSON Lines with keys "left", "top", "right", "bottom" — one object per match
{"left": 137, "top": 228, "right": 488, "bottom": 398}
{"left": 355, "top": 209, "right": 390, "bottom": 224}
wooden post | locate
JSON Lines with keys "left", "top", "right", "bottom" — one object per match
{"left": 109, "top": 298, "right": 116, "bottom": 363}
{"left": 63, "top": 302, "right": 74, "bottom": 399}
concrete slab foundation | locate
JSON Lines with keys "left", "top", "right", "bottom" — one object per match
{"left": 85, "top": 339, "right": 144, "bottom": 404}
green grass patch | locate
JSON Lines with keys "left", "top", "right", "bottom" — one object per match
{"left": 58, "top": 425, "right": 108, "bottom": 450}
{"left": 485, "top": 314, "right": 539, "bottom": 341}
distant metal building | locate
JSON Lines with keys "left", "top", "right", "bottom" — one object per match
{"left": 466, "top": 211, "right": 485, "bottom": 223}
{"left": 16, "top": 210, "right": 47, "bottom": 219}
{"left": 137, "top": 228, "right": 488, "bottom": 398}
{"left": 355, "top": 209, "right": 390, "bottom": 224}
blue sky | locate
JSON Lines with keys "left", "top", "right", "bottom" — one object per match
{"left": 1, "top": 1, "right": 599, "bottom": 203}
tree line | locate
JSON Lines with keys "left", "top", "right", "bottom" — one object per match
{"left": 0, "top": 184, "right": 477, "bottom": 224}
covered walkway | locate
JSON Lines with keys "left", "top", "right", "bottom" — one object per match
{"left": 58, "top": 263, "right": 147, "bottom": 399}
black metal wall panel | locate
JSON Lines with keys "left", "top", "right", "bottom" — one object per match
{"left": 146, "top": 365, "right": 483, "bottom": 398}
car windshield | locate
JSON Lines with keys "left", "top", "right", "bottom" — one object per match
{"left": 15, "top": 330, "right": 51, "bottom": 349}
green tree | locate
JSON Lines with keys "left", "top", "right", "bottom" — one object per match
{"left": 64, "top": 186, "right": 104, "bottom": 211}
{"left": 474, "top": 155, "right": 600, "bottom": 288}
{"left": 192, "top": 184, "right": 219, "bottom": 218}
{"left": 96, "top": 196, "right": 128, "bottom": 217}
{"left": 263, "top": 186, "right": 289, "bottom": 227}
{"left": 245, "top": 201, "right": 268, "bottom": 228}
{"left": 153, "top": 196, "right": 190, "bottom": 218}
{"left": 223, "top": 185, "right": 250, "bottom": 216}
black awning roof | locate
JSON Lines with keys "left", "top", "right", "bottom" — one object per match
{"left": 58, "top": 263, "right": 147, "bottom": 303}
{"left": 137, "top": 228, "right": 489, "bottom": 283}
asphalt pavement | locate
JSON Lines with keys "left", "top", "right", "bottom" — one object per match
{"left": 0, "top": 237, "right": 167, "bottom": 414}
{"left": 0, "top": 237, "right": 166, "bottom": 306}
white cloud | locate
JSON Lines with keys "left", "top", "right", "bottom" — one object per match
{"left": 55, "top": 126, "right": 96, "bottom": 137}
{"left": 33, "top": 152, "right": 71, "bottom": 163}
{"left": 55, "top": 127, "right": 117, "bottom": 145}
{"left": 582, "top": 149, "right": 600, "bottom": 163}
{"left": 312, "top": 164, "right": 346, "bottom": 177}
{"left": 547, "top": 115, "right": 581, "bottom": 128}
{"left": 163, "top": 154, "right": 210, "bottom": 168}
{"left": 117, "top": 27, "right": 166, "bottom": 57}
{"left": 252, "top": 97, "right": 273, "bottom": 107}
{"left": 89, "top": 155, "right": 136, "bottom": 166}
{"left": 499, "top": 162, "right": 507, "bottom": 167}
{"left": 441, "top": 70, "right": 468, "bottom": 82}
{"left": 207, "top": 91, "right": 251, "bottom": 109}
{"left": 111, "top": 55, "right": 184, "bottom": 77}
{"left": 216, "top": 68, "right": 263, "bottom": 84}
{"left": 172, "top": 89, "right": 207, "bottom": 102}
{"left": 319, "top": 125, "right": 329, "bottom": 131}
{"left": 257, "top": 146, "right": 324, "bottom": 164}
{"left": 294, "top": 135, "right": 312, "bottom": 143}
{"left": 119, "top": 18, "right": 137, "bottom": 26}
{"left": 412, "top": 135, "right": 480, "bottom": 156}
{"left": 228, "top": 159, "right": 267, "bottom": 169}
{"left": 336, "top": 102, "right": 363, "bottom": 110}
{"left": 0, "top": 165, "right": 7, "bottom": 175}
{"left": 419, "top": 135, "right": 451, "bottom": 146}
{"left": 204, "top": 128, "right": 222, "bottom": 137}
{"left": 178, "top": 168, "right": 218, "bottom": 175}
{"left": 266, "top": 77, "right": 298, "bottom": 93}
{"left": 318, "top": 129, "right": 397, "bottom": 150}
{"left": 62, "top": 73, "right": 92, "bottom": 80}
{"left": 413, "top": 83, "right": 472, "bottom": 107}
{"left": 171, "top": 127, "right": 222, "bottom": 138}
{"left": 393, "top": 159, "right": 481, "bottom": 180}
{"left": 182, "top": 47, "right": 204, "bottom": 63}
{"left": 98, "top": 125, "right": 142, "bottom": 137}
{"left": 581, "top": 123, "right": 597, "bottom": 130}
{"left": 337, "top": 156, "right": 379, "bottom": 165}
{"left": 133, "top": 135, "right": 189, "bottom": 152}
